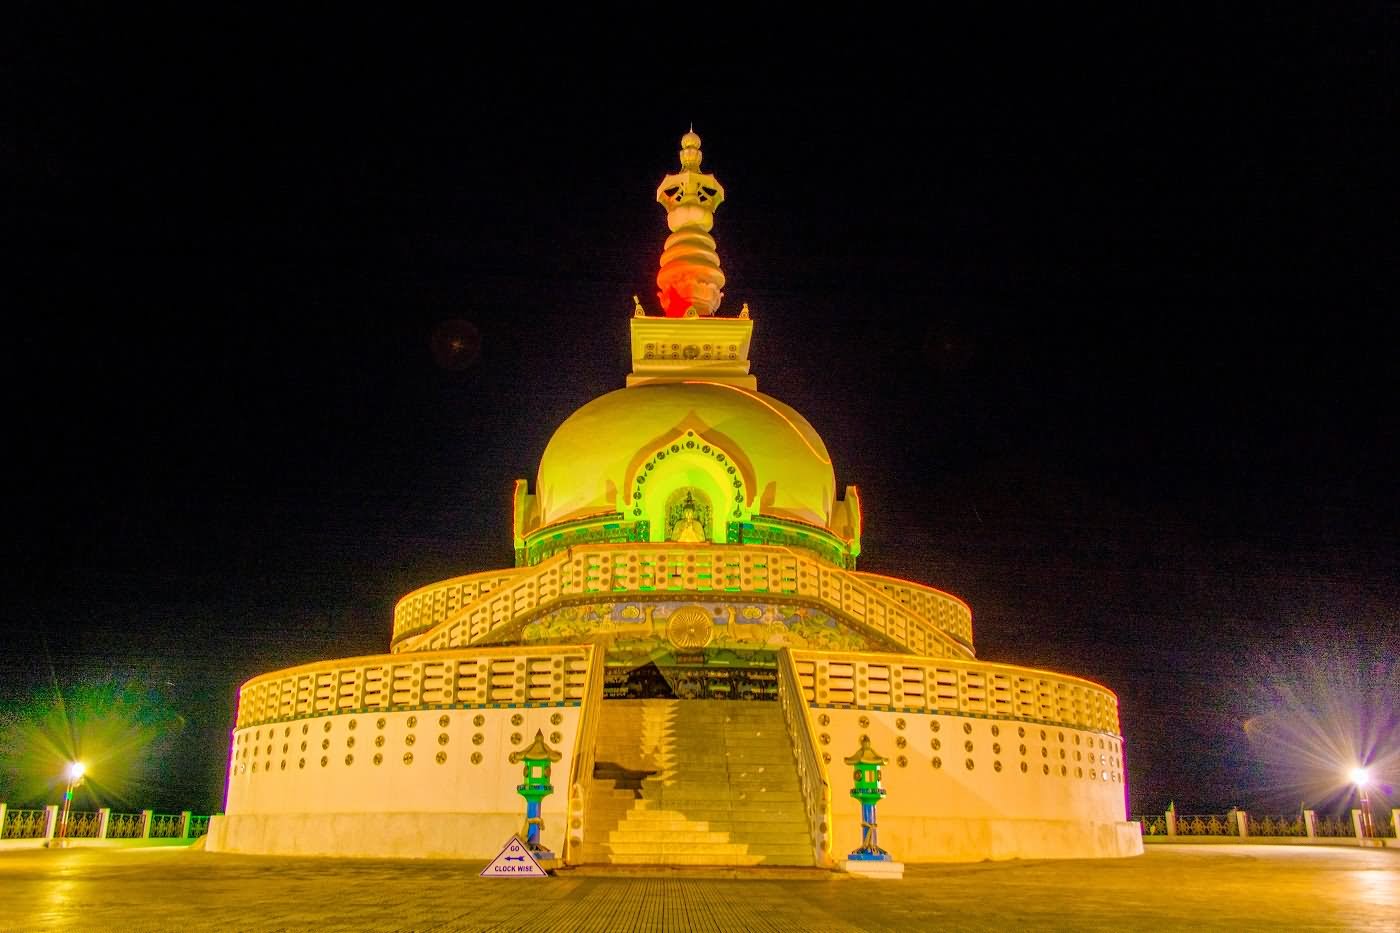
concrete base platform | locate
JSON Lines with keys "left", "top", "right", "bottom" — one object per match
{"left": 5, "top": 843, "right": 1396, "bottom": 931}
{"left": 844, "top": 857, "right": 905, "bottom": 879}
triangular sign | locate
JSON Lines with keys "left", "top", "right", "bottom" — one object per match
{"left": 480, "top": 835, "right": 549, "bottom": 878}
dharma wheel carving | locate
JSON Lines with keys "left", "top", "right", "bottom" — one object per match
{"left": 665, "top": 606, "right": 714, "bottom": 649}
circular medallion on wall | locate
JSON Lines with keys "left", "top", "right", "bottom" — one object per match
{"left": 665, "top": 606, "right": 714, "bottom": 649}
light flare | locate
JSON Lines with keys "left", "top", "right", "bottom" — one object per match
{"left": 1238, "top": 631, "right": 1398, "bottom": 814}
{"left": 0, "top": 677, "right": 185, "bottom": 808}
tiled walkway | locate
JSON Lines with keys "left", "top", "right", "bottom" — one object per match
{"left": 3, "top": 844, "right": 1396, "bottom": 931}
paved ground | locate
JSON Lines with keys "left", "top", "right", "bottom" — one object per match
{"left": 2, "top": 844, "right": 1396, "bottom": 931}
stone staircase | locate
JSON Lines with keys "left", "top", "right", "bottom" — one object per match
{"left": 578, "top": 699, "right": 816, "bottom": 866}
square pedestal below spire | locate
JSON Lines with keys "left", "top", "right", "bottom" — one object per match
{"left": 627, "top": 316, "right": 756, "bottom": 388}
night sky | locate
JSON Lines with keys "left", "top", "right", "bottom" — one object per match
{"left": 6, "top": 13, "right": 1396, "bottom": 817}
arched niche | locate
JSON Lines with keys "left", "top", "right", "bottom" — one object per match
{"left": 624, "top": 431, "right": 752, "bottom": 543}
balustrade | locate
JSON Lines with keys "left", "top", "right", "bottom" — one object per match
{"left": 788, "top": 649, "right": 1121, "bottom": 735}
{"left": 778, "top": 648, "right": 833, "bottom": 867}
{"left": 562, "top": 649, "right": 605, "bottom": 864}
{"left": 235, "top": 645, "right": 594, "bottom": 730}
{"left": 392, "top": 569, "right": 523, "bottom": 644}
{"left": 398, "top": 544, "right": 972, "bottom": 661}
{"left": 851, "top": 573, "right": 973, "bottom": 647}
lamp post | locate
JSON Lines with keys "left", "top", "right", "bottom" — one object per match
{"left": 1350, "top": 767, "right": 1376, "bottom": 843}
{"left": 509, "top": 730, "right": 561, "bottom": 859}
{"left": 844, "top": 736, "right": 891, "bottom": 862}
{"left": 57, "top": 761, "right": 86, "bottom": 847}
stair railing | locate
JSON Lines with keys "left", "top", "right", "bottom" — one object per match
{"left": 562, "top": 644, "right": 605, "bottom": 865}
{"left": 778, "top": 647, "right": 833, "bottom": 867}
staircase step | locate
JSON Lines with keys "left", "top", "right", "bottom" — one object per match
{"left": 576, "top": 851, "right": 814, "bottom": 867}
{"left": 635, "top": 767, "right": 800, "bottom": 784}
{"left": 606, "top": 827, "right": 813, "bottom": 844}
{"left": 631, "top": 790, "right": 803, "bottom": 803}
{"left": 584, "top": 798, "right": 806, "bottom": 816}
{"left": 585, "top": 808, "right": 807, "bottom": 825}
{"left": 605, "top": 829, "right": 736, "bottom": 845}
{"left": 581, "top": 840, "right": 813, "bottom": 857}
{"left": 639, "top": 769, "right": 800, "bottom": 781}
{"left": 584, "top": 817, "right": 809, "bottom": 834}
{"left": 582, "top": 699, "right": 815, "bottom": 867}
{"left": 596, "top": 757, "right": 797, "bottom": 769}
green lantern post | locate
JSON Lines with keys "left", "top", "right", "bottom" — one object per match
{"left": 844, "top": 736, "right": 890, "bottom": 862}
{"left": 509, "top": 730, "right": 562, "bottom": 858}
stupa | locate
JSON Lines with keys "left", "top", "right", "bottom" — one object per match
{"left": 207, "top": 132, "right": 1143, "bottom": 864}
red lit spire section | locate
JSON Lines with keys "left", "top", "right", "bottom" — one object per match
{"left": 655, "top": 130, "right": 727, "bottom": 317}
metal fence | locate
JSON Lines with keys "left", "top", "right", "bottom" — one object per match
{"left": 1176, "top": 814, "right": 1240, "bottom": 836}
{"left": 1, "top": 809, "right": 50, "bottom": 839}
{"left": 0, "top": 805, "right": 218, "bottom": 843}
{"left": 1134, "top": 809, "right": 1397, "bottom": 840}
{"left": 1248, "top": 814, "right": 1305, "bottom": 837}
{"left": 148, "top": 814, "right": 184, "bottom": 839}
{"left": 106, "top": 812, "right": 145, "bottom": 839}
{"left": 64, "top": 811, "right": 101, "bottom": 838}
{"left": 1315, "top": 815, "right": 1354, "bottom": 837}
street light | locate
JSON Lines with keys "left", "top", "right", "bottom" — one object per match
{"left": 1350, "top": 766, "right": 1375, "bottom": 843}
{"left": 57, "top": 761, "right": 86, "bottom": 847}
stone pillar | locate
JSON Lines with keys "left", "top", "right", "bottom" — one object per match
{"left": 1391, "top": 809, "right": 1400, "bottom": 840}
{"left": 1351, "top": 808, "right": 1363, "bottom": 841}
{"left": 97, "top": 808, "right": 112, "bottom": 839}
{"left": 1165, "top": 809, "right": 1177, "bottom": 837}
{"left": 0, "top": 802, "right": 7, "bottom": 837}
{"left": 1235, "top": 810, "right": 1249, "bottom": 838}
{"left": 1303, "top": 810, "right": 1317, "bottom": 839}
{"left": 139, "top": 810, "right": 153, "bottom": 839}
{"left": 179, "top": 811, "right": 192, "bottom": 839}
{"left": 43, "top": 805, "right": 59, "bottom": 841}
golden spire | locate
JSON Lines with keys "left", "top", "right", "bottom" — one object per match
{"left": 655, "top": 130, "right": 726, "bottom": 317}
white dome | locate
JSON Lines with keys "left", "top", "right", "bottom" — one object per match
{"left": 536, "top": 382, "right": 835, "bottom": 528}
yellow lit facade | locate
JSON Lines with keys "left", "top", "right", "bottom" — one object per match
{"left": 206, "top": 133, "right": 1142, "bottom": 865}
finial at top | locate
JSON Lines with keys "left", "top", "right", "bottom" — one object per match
{"left": 679, "top": 129, "right": 703, "bottom": 167}
{"left": 656, "top": 130, "right": 727, "bottom": 317}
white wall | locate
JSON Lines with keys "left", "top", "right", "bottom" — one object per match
{"left": 212, "top": 704, "right": 581, "bottom": 859}
{"left": 815, "top": 707, "right": 1141, "bottom": 860}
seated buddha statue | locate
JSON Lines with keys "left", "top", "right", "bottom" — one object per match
{"left": 670, "top": 494, "right": 707, "bottom": 542}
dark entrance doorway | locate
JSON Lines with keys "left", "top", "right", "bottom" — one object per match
{"left": 603, "top": 658, "right": 779, "bottom": 700}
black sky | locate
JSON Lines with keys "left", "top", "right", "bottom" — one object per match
{"left": 5, "top": 12, "right": 1397, "bottom": 815}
